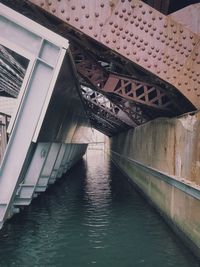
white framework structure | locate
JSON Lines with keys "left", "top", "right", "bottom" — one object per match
{"left": 0, "top": 4, "right": 90, "bottom": 229}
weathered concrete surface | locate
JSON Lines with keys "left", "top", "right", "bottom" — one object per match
{"left": 110, "top": 111, "right": 200, "bottom": 257}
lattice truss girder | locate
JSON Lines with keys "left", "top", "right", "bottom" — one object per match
{"left": 0, "top": 45, "right": 25, "bottom": 98}
{"left": 82, "top": 87, "right": 132, "bottom": 136}
{"left": 27, "top": 0, "right": 200, "bottom": 109}
{"left": 72, "top": 45, "right": 176, "bottom": 112}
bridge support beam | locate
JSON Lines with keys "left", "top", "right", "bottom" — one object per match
{"left": 110, "top": 111, "right": 200, "bottom": 257}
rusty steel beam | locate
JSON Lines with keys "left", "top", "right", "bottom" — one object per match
{"left": 27, "top": 0, "right": 200, "bottom": 109}
{"left": 82, "top": 87, "right": 132, "bottom": 136}
{"left": 73, "top": 46, "right": 175, "bottom": 111}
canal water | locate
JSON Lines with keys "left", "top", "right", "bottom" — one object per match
{"left": 0, "top": 148, "right": 199, "bottom": 267}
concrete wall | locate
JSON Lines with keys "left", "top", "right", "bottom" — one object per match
{"left": 110, "top": 111, "right": 200, "bottom": 257}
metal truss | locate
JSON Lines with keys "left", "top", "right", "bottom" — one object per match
{"left": 0, "top": 45, "right": 25, "bottom": 97}
{"left": 73, "top": 46, "right": 175, "bottom": 111}
{"left": 81, "top": 86, "right": 134, "bottom": 136}
{"left": 26, "top": 0, "right": 200, "bottom": 109}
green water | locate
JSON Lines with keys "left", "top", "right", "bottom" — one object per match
{"left": 0, "top": 149, "right": 199, "bottom": 267}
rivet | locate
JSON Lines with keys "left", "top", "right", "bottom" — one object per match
{"left": 48, "top": 1, "right": 52, "bottom": 6}
{"left": 142, "top": 10, "right": 146, "bottom": 15}
{"left": 71, "top": 6, "right": 75, "bottom": 10}
{"left": 135, "top": 22, "right": 139, "bottom": 27}
{"left": 116, "top": 46, "right": 120, "bottom": 50}
{"left": 152, "top": 17, "right": 156, "bottom": 21}
{"left": 127, "top": 38, "right": 131, "bottom": 42}
{"left": 159, "top": 31, "right": 163, "bottom": 35}
{"left": 94, "top": 33, "right": 98, "bottom": 37}
{"left": 139, "top": 3, "right": 143, "bottom": 8}
{"left": 81, "top": 5, "right": 85, "bottom": 9}
{"left": 137, "top": 44, "right": 140, "bottom": 48}
{"left": 122, "top": 8, "right": 126, "bottom": 13}
{"left": 171, "top": 23, "right": 174, "bottom": 27}
{"left": 130, "top": 33, "right": 133, "bottom": 37}
{"left": 142, "top": 47, "right": 145, "bottom": 51}
{"left": 66, "top": 16, "right": 70, "bottom": 21}
{"left": 135, "top": 35, "right": 139, "bottom": 40}
{"left": 61, "top": 9, "right": 65, "bottom": 13}
{"left": 157, "top": 70, "right": 160, "bottom": 74}
{"left": 130, "top": 20, "right": 134, "bottom": 24}
{"left": 95, "top": 12, "right": 99, "bottom": 17}
{"left": 178, "top": 82, "right": 181, "bottom": 86}
{"left": 85, "top": 14, "right": 89, "bottom": 18}
{"left": 113, "top": 39, "right": 116, "bottom": 43}
{"left": 132, "top": 41, "right": 136, "bottom": 45}
{"left": 40, "top": 2, "right": 44, "bottom": 7}
{"left": 147, "top": 64, "right": 151, "bottom": 68}
{"left": 103, "top": 33, "right": 107, "bottom": 37}
{"left": 122, "top": 35, "right": 126, "bottom": 39}
{"left": 136, "top": 57, "right": 140, "bottom": 62}
{"left": 164, "top": 23, "right": 167, "bottom": 28}
{"left": 52, "top": 8, "right": 56, "bottom": 13}
{"left": 190, "top": 35, "right": 194, "bottom": 39}
{"left": 145, "top": 29, "right": 148, "bottom": 33}
{"left": 143, "top": 20, "right": 147, "bottom": 25}
{"left": 114, "top": 24, "right": 118, "bottom": 28}
{"left": 159, "top": 16, "right": 163, "bottom": 20}
{"left": 125, "top": 30, "right": 129, "bottom": 34}
{"left": 138, "top": 17, "right": 142, "bottom": 22}
{"left": 185, "top": 82, "right": 188, "bottom": 85}
{"left": 89, "top": 25, "right": 93, "bottom": 30}
{"left": 119, "top": 14, "right": 123, "bottom": 18}
{"left": 156, "top": 48, "right": 159, "bottom": 52}
{"left": 80, "top": 25, "right": 84, "bottom": 29}
{"left": 140, "top": 26, "right": 144, "bottom": 30}
{"left": 180, "top": 29, "right": 183, "bottom": 33}
{"left": 154, "top": 63, "right": 157, "bottom": 67}
{"left": 116, "top": 32, "right": 120, "bottom": 36}
{"left": 183, "top": 36, "right": 186, "bottom": 39}
{"left": 149, "top": 10, "right": 153, "bottom": 14}
{"left": 156, "top": 36, "right": 160, "bottom": 40}
{"left": 133, "top": 51, "right": 136, "bottom": 55}
{"left": 115, "top": 11, "right": 119, "bottom": 15}
{"left": 100, "top": 3, "right": 104, "bottom": 7}
{"left": 194, "top": 87, "right": 197, "bottom": 91}
{"left": 100, "top": 23, "right": 103, "bottom": 27}
{"left": 153, "top": 27, "right": 156, "bottom": 31}
{"left": 148, "top": 23, "right": 152, "bottom": 28}
{"left": 106, "top": 40, "right": 109, "bottom": 44}
{"left": 148, "top": 51, "right": 152, "bottom": 55}
{"left": 144, "top": 42, "right": 148, "bottom": 46}
{"left": 119, "top": 27, "right": 123, "bottom": 31}
{"left": 140, "top": 38, "right": 143, "bottom": 43}
{"left": 173, "top": 30, "right": 177, "bottom": 34}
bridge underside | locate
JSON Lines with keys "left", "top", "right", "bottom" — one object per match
{"left": 1, "top": 0, "right": 199, "bottom": 136}
{"left": 0, "top": 0, "right": 200, "bottom": 254}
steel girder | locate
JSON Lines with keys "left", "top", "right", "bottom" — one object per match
{"left": 26, "top": 0, "right": 200, "bottom": 109}
{"left": 72, "top": 46, "right": 175, "bottom": 112}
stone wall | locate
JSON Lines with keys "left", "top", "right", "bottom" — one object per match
{"left": 110, "top": 111, "right": 200, "bottom": 257}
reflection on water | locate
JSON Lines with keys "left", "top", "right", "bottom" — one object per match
{"left": 0, "top": 149, "right": 199, "bottom": 267}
